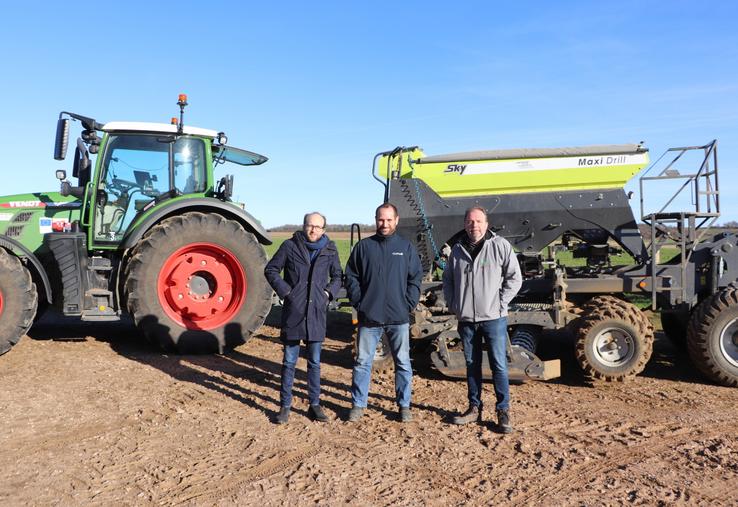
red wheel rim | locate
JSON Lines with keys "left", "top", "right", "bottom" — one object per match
{"left": 157, "top": 242, "right": 246, "bottom": 331}
{"left": 0, "top": 289, "right": 4, "bottom": 317}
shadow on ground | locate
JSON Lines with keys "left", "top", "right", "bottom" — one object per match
{"left": 25, "top": 307, "right": 711, "bottom": 417}
{"left": 28, "top": 307, "right": 444, "bottom": 421}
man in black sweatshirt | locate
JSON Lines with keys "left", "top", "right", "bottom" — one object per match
{"left": 344, "top": 203, "right": 423, "bottom": 423}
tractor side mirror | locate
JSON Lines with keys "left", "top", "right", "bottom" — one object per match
{"left": 72, "top": 138, "right": 90, "bottom": 184}
{"left": 54, "top": 118, "right": 70, "bottom": 161}
{"left": 56, "top": 170, "right": 67, "bottom": 181}
{"left": 216, "top": 175, "right": 234, "bottom": 200}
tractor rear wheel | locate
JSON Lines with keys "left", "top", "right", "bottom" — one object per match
{"left": 0, "top": 249, "right": 38, "bottom": 355}
{"left": 124, "top": 212, "right": 272, "bottom": 354}
{"left": 575, "top": 296, "right": 654, "bottom": 381}
{"left": 686, "top": 287, "right": 738, "bottom": 387}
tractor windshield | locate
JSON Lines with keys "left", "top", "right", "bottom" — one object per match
{"left": 94, "top": 134, "right": 207, "bottom": 243}
{"left": 212, "top": 145, "right": 267, "bottom": 166}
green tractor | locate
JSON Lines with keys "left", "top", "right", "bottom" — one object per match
{"left": 0, "top": 95, "right": 273, "bottom": 355}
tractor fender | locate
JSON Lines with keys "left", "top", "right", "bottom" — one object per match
{"left": 121, "top": 197, "right": 273, "bottom": 251}
{"left": 0, "top": 235, "right": 53, "bottom": 303}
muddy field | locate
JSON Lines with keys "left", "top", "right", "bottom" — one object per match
{"left": 1, "top": 310, "right": 737, "bottom": 506}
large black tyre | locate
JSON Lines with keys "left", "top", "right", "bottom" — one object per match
{"left": 575, "top": 296, "right": 654, "bottom": 381}
{"left": 686, "top": 287, "right": 738, "bottom": 387}
{"left": 124, "top": 212, "right": 272, "bottom": 354}
{"left": 352, "top": 328, "right": 394, "bottom": 374}
{"left": 0, "top": 249, "right": 38, "bottom": 355}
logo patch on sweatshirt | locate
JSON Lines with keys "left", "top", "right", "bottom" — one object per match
{"left": 392, "top": 252, "right": 404, "bottom": 256}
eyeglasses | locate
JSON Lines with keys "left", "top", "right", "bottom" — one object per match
{"left": 304, "top": 224, "right": 324, "bottom": 230}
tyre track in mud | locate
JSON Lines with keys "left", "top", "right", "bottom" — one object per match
{"left": 509, "top": 413, "right": 737, "bottom": 505}
{"left": 55, "top": 350, "right": 356, "bottom": 505}
{"left": 171, "top": 443, "right": 329, "bottom": 505}
{"left": 3, "top": 320, "right": 738, "bottom": 505}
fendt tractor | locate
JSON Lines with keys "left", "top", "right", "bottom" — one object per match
{"left": 0, "top": 95, "right": 273, "bottom": 356}
{"left": 368, "top": 140, "right": 738, "bottom": 387}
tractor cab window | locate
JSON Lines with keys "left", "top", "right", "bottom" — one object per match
{"left": 94, "top": 135, "right": 170, "bottom": 242}
{"left": 173, "top": 137, "right": 206, "bottom": 193}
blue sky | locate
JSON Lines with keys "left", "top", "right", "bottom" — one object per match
{"left": 1, "top": 1, "right": 736, "bottom": 227}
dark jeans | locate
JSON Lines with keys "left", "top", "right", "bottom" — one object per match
{"left": 458, "top": 318, "right": 510, "bottom": 411}
{"left": 280, "top": 340, "right": 322, "bottom": 408}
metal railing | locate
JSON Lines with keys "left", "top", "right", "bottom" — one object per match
{"left": 639, "top": 140, "right": 720, "bottom": 308}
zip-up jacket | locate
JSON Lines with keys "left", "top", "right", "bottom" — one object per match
{"left": 344, "top": 233, "right": 422, "bottom": 326}
{"left": 264, "top": 231, "right": 343, "bottom": 341}
{"left": 442, "top": 231, "right": 522, "bottom": 322}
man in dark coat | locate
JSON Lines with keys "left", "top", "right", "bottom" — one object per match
{"left": 264, "top": 212, "right": 343, "bottom": 424}
{"left": 344, "top": 203, "right": 422, "bottom": 423}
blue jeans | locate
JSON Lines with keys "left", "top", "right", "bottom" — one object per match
{"left": 458, "top": 318, "right": 510, "bottom": 411}
{"left": 280, "top": 340, "right": 322, "bottom": 408}
{"left": 351, "top": 324, "right": 412, "bottom": 408}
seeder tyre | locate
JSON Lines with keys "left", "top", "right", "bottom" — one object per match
{"left": 686, "top": 286, "right": 738, "bottom": 387}
{"left": 352, "top": 328, "right": 394, "bottom": 374}
{"left": 0, "top": 249, "right": 38, "bottom": 355}
{"left": 575, "top": 296, "right": 654, "bottom": 381}
{"left": 125, "top": 212, "right": 272, "bottom": 354}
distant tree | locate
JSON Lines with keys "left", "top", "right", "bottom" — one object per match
{"left": 267, "top": 224, "right": 374, "bottom": 232}
{"left": 721, "top": 220, "right": 738, "bottom": 228}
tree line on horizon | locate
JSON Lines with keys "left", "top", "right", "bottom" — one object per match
{"left": 267, "top": 224, "right": 375, "bottom": 232}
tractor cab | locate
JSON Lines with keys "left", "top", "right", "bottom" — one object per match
{"left": 53, "top": 95, "right": 267, "bottom": 246}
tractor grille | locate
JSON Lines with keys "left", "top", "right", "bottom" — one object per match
{"left": 12, "top": 212, "right": 33, "bottom": 223}
{"left": 5, "top": 225, "right": 24, "bottom": 237}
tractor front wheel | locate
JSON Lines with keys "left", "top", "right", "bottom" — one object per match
{"left": 0, "top": 249, "right": 38, "bottom": 355}
{"left": 124, "top": 212, "right": 272, "bottom": 354}
{"left": 687, "top": 287, "right": 738, "bottom": 387}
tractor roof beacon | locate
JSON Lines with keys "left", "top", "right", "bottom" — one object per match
{"left": 0, "top": 95, "right": 273, "bottom": 356}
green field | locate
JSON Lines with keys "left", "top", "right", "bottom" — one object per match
{"left": 265, "top": 238, "right": 352, "bottom": 266}
{"left": 554, "top": 247, "right": 679, "bottom": 267}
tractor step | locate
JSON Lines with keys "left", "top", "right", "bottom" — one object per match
{"left": 82, "top": 288, "right": 118, "bottom": 321}
{"left": 80, "top": 314, "right": 120, "bottom": 322}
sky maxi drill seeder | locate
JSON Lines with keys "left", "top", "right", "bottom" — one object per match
{"left": 369, "top": 140, "right": 738, "bottom": 387}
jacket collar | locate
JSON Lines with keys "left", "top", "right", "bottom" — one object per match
{"left": 291, "top": 230, "right": 336, "bottom": 258}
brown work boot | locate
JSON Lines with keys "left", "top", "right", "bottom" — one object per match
{"left": 451, "top": 405, "right": 481, "bottom": 425}
{"left": 308, "top": 404, "right": 329, "bottom": 422}
{"left": 399, "top": 406, "right": 412, "bottom": 423}
{"left": 496, "top": 409, "right": 512, "bottom": 434}
{"left": 275, "top": 406, "right": 290, "bottom": 425}
{"left": 347, "top": 406, "right": 365, "bottom": 422}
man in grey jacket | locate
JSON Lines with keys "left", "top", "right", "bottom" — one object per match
{"left": 442, "top": 206, "right": 522, "bottom": 433}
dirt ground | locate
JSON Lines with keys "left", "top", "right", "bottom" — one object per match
{"left": 1, "top": 309, "right": 737, "bottom": 506}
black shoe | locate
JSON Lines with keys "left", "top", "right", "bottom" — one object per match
{"left": 452, "top": 406, "right": 481, "bottom": 425}
{"left": 275, "top": 406, "right": 290, "bottom": 425}
{"left": 348, "top": 406, "right": 364, "bottom": 422}
{"left": 399, "top": 407, "right": 412, "bottom": 423}
{"left": 496, "top": 409, "right": 512, "bottom": 434}
{"left": 308, "top": 404, "right": 329, "bottom": 422}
